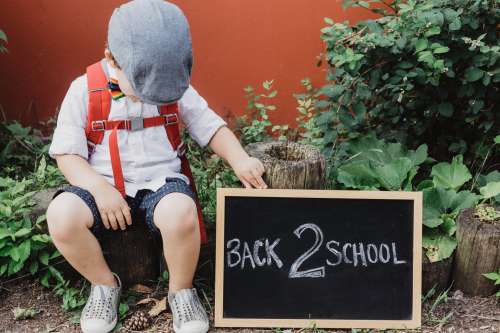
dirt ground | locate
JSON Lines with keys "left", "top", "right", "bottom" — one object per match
{"left": 0, "top": 278, "right": 498, "bottom": 333}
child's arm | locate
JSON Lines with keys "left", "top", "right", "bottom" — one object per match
{"left": 55, "top": 154, "right": 132, "bottom": 230}
{"left": 50, "top": 76, "right": 130, "bottom": 231}
{"left": 209, "top": 126, "right": 267, "bottom": 189}
{"left": 179, "top": 86, "right": 267, "bottom": 189}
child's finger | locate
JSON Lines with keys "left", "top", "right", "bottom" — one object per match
{"left": 240, "top": 177, "right": 252, "bottom": 189}
{"left": 251, "top": 169, "right": 267, "bottom": 189}
{"left": 122, "top": 206, "right": 132, "bottom": 225}
{"left": 107, "top": 212, "right": 119, "bottom": 230}
{"left": 115, "top": 211, "right": 127, "bottom": 230}
{"left": 247, "top": 174, "right": 261, "bottom": 188}
{"left": 100, "top": 210, "right": 111, "bottom": 229}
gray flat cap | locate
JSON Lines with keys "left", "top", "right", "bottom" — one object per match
{"left": 108, "top": 0, "right": 192, "bottom": 105}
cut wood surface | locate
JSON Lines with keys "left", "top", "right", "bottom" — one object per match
{"left": 453, "top": 207, "right": 500, "bottom": 296}
{"left": 245, "top": 141, "right": 326, "bottom": 189}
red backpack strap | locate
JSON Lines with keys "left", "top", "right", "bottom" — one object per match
{"left": 84, "top": 61, "right": 126, "bottom": 197}
{"left": 85, "top": 60, "right": 111, "bottom": 156}
{"left": 159, "top": 104, "right": 208, "bottom": 244}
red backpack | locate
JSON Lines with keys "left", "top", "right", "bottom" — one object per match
{"left": 83, "top": 60, "right": 207, "bottom": 244}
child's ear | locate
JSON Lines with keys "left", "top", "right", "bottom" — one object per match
{"left": 104, "top": 48, "right": 120, "bottom": 69}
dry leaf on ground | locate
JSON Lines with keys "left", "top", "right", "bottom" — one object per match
{"left": 148, "top": 297, "right": 167, "bottom": 317}
{"left": 130, "top": 284, "right": 153, "bottom": 294}
{"left": 136, "top": 297, "right": 158, "bottom": 306}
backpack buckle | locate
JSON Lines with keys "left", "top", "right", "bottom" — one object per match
{"left": 127, "top": 117, "right": 144, "bottom": 131}
{"left": 91, "top": 120, "right": 106, "bottom": 131}
{"left": 162, "top": 113, "right": 178, "bottom": 125}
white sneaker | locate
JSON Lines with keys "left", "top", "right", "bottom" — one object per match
{"left": 80, "top": 273, "right": 121, "bottom": 333}
{"left": 168, "top": 288, "right": 209, "bottom": 333}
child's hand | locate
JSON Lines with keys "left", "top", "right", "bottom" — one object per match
{"left": 232, "top": 157, "right": 268, "bottom": 189}
{"left": 91, "top": 183, "right": 132, "bottom": 230}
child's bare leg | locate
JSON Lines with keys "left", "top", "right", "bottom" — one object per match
{"left": 46, "top": 192, "right": 116, "bottom": 287}
{"left": 153, "top": 193, "right": 200, "bottom": 292}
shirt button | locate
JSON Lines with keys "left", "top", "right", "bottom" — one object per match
{"left": 145, "top": 177, "right": 152, "bottom": 182}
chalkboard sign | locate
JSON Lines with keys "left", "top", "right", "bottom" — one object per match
{"left": 214, "top": 188, "right": 422, "bottom": 329}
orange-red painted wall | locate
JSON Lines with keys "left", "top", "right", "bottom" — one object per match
{"left": 0, "top": 1, "right": 372, "bottom": 127}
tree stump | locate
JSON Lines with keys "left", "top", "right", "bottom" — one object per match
{"left": 97, "top": 223, "right": 162, "bottom": 287}
{"left": 245, "top": 141, "right": 326, "bottom": 189}
{"left": 452, "top": 207, "right": 500, "bottom": 296}
{"left": 422, "top": 254, "right": 454, "bottom": 294}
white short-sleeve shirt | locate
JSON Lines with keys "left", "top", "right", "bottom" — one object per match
{"left": 49, "top": 62, "right": 227, "bottom": 197}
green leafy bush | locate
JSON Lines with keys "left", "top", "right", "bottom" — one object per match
{"left": 331, "top": 134, "right": 499, "bottom": 262}
{"left": 0, "top": 121, "right": 56, "bottom": 179}
{"left": 420, "top": 156, "right": 481, "bottom": 261}
{"left": 318, "top": 0, "right": 499, "bottom": 163}
{"left": 238, "top": 80, "right": 288, "bottom": 145}
{"left": 332, "top": 134, "right": 428, "bottom": 191}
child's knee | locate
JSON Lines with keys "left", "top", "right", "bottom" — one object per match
{"left": 154, "top": 193, "right": 198, "bottom": 235}
{"left": 46, "top": 192, "right": 93, "bottom": 242}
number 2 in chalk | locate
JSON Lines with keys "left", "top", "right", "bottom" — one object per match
{"left": 288, "top": 223, "right": 325, "bottom": 279}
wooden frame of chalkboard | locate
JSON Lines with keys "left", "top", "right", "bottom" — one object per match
{"left": 214, "top": 188, "right": 422, "bottom": 329}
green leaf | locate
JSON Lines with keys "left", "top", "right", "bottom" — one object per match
{"left": 415, "top": 39, "right": 428, "bottom": 53}
{"left": 0, "top": 229, "right": 12, "bottom": 240}
{"left": 337, "top": 162, "right": 380, "bottom": 190}
{"left": 0, "top": 263, "right": 7, "bottom": 276}
{"left": 324, "top": 17, "right": 334, "bottom": 25}
{"left": 267, "top": 90, "right": 278, "bottom": 98}
{"left": 8, "top": 259, "right": 24, "bottom": 275}
{"left": 482, "top": 272, "right": 499, "bottom": 281}
{"left": 449, "top": 190, "right": 480, "bottom": 213}
{"left": 449, "top": 19, "right": 461, "bottom": 31}
{"left": 18, "top": 240, "right": 31, "bottom": 263}
{"left": 14, "top": 228, "right": 31, "bottom": 239}
{"left": 431, "top": 156, "right": 472, "bottom": 190}
{"left": 495, "top": 135, "right": 500, "bottom": 144}
{"left": 441, "top": 217, "right": 456, "bottom": 236}
{"left": 479, "top": 182, "right": 500, "bottom": 199}
{"left": 29, "top": 261, "right": 39, "bottom": 275}
{"left": 438, "top": 103, "right": 454, "bottom": 117}
{"left": 417, "top": 180, "right": 434, "bottom": 191}
{"left": 0, "top": 30, "right": 7, "bottom": 42}
{"left": 425, "top": 26, "right": 441, "bottom": 37}
{"left": 423, "top": 232, "right": 457, "bottom": 262}
{"left": 39, "top": 252, "right": 50, "bottom": 265}
{"left": 422, "top": 187, "right": 479, "bottom": 227}
{"left": 433, "top": 46, "right": 450, "bottom": 54}
{"left": 32, "top": 234, "right": 51, "bottom": 243}
{"left": 9, "top": 247, "right": 20, "bottom": 262}
{"left": 40, "top": 271, "right": 51, "bottom": 288}
{"left": 464, "top": 67, "right": 484, "bottom": 82}
{"left": 374, "top": 158, "right": 413, "bottom": 190}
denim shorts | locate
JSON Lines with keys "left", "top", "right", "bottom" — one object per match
{"left": 51, "top": 177, "right": 197, "bottom": 237}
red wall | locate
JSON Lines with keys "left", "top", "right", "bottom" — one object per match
{"left": 0, "top": 1, "right": 372, "bottom": 127}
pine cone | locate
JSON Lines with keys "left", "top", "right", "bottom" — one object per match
{"left": 123, "top": 311, "right": 151, "bottom": 331}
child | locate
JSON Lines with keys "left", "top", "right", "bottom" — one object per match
{"left": 46, "top": 1, "right": 267, "bottom": 332}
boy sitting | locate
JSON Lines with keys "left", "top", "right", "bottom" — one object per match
{"left": 46, "top": 1, "right": 267, "bottom": 332}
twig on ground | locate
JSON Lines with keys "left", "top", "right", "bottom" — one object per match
{"left": 463, "top": 314, "right": 500, "bottom": 321}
